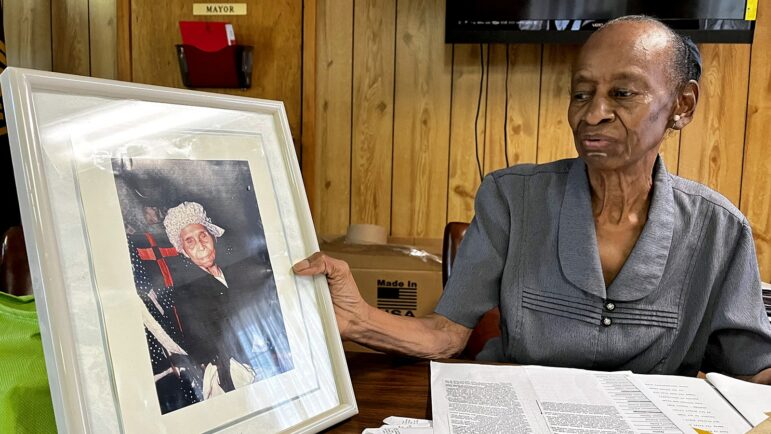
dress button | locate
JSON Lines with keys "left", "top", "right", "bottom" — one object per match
{"left": 601, "top": 317, "right": 612, "bottom": 327}
{"left": 605, "top": 302, "right": 616, "bottom": 311}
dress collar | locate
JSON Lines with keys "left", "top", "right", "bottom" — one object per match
{"left": 557, "top": 157, "right": 675, "bottom": 301}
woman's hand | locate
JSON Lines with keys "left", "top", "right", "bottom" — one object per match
{"left": 293, "top": 252, "right": 470, "bottom": 358}
{"left": 292, "top": 252, "right": 371, "bottom": 338}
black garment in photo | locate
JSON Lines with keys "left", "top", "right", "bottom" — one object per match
{"left": 173, "top": 255, "right": 293, "bottom": 393}
{"left": 128, "top": 234, "right": 203, "bottom": 413}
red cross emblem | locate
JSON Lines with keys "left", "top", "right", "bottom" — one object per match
{"left": 136, "top": 233, "right": 178, "bottom": 287}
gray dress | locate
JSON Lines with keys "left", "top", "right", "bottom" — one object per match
{"left": 436, "top": 157, "right": 771, "bottom": 376}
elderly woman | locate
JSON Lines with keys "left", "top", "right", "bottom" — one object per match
{"left": 294, "top": 16, "right": 771, "bottom": 383}
{"left": 163, "top": 201, "right": 294, "bottom": 396}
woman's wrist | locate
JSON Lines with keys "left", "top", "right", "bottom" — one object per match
{"left": 343, "top": 300, "right": 375, "bottom": 341}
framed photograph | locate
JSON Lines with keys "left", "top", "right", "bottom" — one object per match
{"left": 1, "top": 67, "right": 356, "bottom": 433}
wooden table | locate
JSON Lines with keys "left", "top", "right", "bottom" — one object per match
{"left": 321, "top": 352, "right": 432, "bottom": 433}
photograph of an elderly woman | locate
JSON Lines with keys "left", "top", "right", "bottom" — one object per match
{"left": 112, "top": 158, "right": 293, "bottom": 414}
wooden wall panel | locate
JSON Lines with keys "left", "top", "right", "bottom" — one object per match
{"left": 89, "top": 0, "right": 117, "bottom": 79}
{"left": 52, "top": 0, "right": 90, "bottom": 75}
{"left": 6, "top": 0, "right": 114, "bottom": 77}
{"left": 314, "top": 0, "right": 353, "bottom": 235}
{"left": 117, "top": 0, "right": 131, "bottom": 81}
{"left": 742, "top": 5, "right": 771, "bottom": 281}
{"left": 129, "top": 1, "right": 181, "bottom": 88}
{"left": 447, "top": 44, "right": 486, "bottom": 223}
{"left": 679, "top": 44, "right": 750, "bottom": 206}
{"left": 301, "top": 0, "right": 317, "bottom": 217}
{"left": 4, "top": 0, "right": 52, "bottom": 70}
{"left": 482, "top": 44, "right": 504, "bottom": 173}
{"left": 391, "top": 0, "right": 452, "bottom": 238}
{"left": 484, "top": 44, "right": 540, "bottom": 172}
{"left": 239, "top": 2, "right": 302, "bottom": 141}
{"left": 129, "top": 0, "right": 302, "bottom": 140}
{"left": 537, "top": 45, "right": 579, "bottom": 163}
{"left": 350, "top": 0, "right": 395, "bottom": 228}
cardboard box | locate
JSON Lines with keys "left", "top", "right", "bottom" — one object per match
{"left": 319, "top": 237, "right": 443, "bottom": 353}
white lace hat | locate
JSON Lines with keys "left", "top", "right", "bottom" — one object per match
{"left": 163, "top": 201, "right": 225, "bottom": 253}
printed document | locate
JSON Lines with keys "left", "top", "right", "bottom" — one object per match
{"left": 430, "top": 362, "right": 691, "bottom": 433}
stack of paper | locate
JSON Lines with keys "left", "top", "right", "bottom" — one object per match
{"left": 431, "top": 362, "right": 771, "bottom": 433}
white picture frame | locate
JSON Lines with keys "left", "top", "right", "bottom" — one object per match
{"left": 1, "top": 67, "right": 356, "bottom": 433}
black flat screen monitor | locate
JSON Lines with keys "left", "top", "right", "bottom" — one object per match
{"left": 446, "top": 0, "right": 755, "bottom": 43}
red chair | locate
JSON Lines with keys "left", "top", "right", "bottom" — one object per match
{"left": 442, "top": 222, "right": 501, "bottom": 359}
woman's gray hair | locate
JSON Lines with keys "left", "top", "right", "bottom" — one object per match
{"left": 597, "top": 15, "right": 702, "bottom": 88}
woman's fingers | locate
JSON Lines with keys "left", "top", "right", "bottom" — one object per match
{"left": 292, "top": 252, "right": 350, "bottom": 281}
{"left": 291, "top": 252, "right": 325, "bottom": 274}
{"left": 291, "top": 252, "right": 365, "bottom": 337}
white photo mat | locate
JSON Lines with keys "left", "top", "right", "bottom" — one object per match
{"left": 1, "top": 68, "right": 356, "bottom": 433}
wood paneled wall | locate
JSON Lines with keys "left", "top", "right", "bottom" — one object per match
{"left": 4, "top": 0, "right": 771, "bottom": 280}
{"left": 4, "top": 0, "right": 117, "bottom": 78}
{"left": 5, "top": 0, "right": 301, "bottom": 141}
{"left": 743, "top": 5, "right": 771, "bottom": 283}
{"left": 119, "top": 0, "right": 302, "bottom": 144}
{"left": 305, "top": 0, "right": 771, "bottom": 281}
